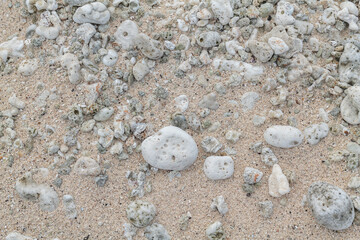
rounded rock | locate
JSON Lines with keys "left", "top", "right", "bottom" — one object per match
{"left": 73, "top": 157, "right": 101, "bottom": 176}
{"left": 126, "top": 200, "right": 156, "bottom": 228}
{"left": 102, "top": 49, "right": 118, "bottom": 67}
{"left": 268, "top": 37, "right": 289, "bottom": 55}
{"left": 141, "top": 126, "right": 198, "bottom": 171}
{"left": 307, "top": 182, "right": 354, "bottom": 230}
{"left": 340, "top": 86, "right": 360, "bottom": 125}
{"left": 114, "top": 20, "right": 139, "bottom": 50}
{"left": 204, "top": 156, "right": 234, "bottom": 180}
{"left": 73, "top": 2, "right": 110, "bottom": 25}
{"left": 264, "top": 125, "right": 303, "bottom": 148}
{"left": 243, "top": 167, "right": 263, "bottom": 184}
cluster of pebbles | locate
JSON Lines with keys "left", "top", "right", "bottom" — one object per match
{"left": 2, "top": 0, "right": 360, "bottom": 238}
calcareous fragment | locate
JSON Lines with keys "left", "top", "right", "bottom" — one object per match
{"left": 264, "top": 125, "right": 303, "bottom": 148}
{"left": 307, "top": 182, "right": 354, "bottom": 230}
{"left": 204, "top": 156, "right": 234, "bottom": 180}
{"left": 141, "top": 126, "right": 198, "bottom": 171}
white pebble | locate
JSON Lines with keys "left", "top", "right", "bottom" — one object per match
{"left": 204, "top": 156, "right": 234, "bottom": 180}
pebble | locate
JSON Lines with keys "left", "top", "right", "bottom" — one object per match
{"left": 201, "top": 136, "right": 222, "bottom": 153}
{"left": 126, "top": 200, "right": 156, "bottom": 228}
{"left": 60, "top": 53, "right": 81, "bottom": 84}
{"left": 199, "top": 92, "right": 219, "bottom": 110}
{"left": 304, "top": 123, "right": 329, "bottom": 145}
{"left": 95, "top": 174, "right": 108, "bottom": 187}
{"left": 253, "top": 115, "right": 266, "bottom": 126}
{"left": 63, "top": 195, "right": 77, "bottom": 219}
{"left": 275, "top": 1, "right": 295, "bottom": 25}
{"left": 225, "top": 130, "right": 241, "bottom": 144}
{"left": 196, "top": 31, "right": 221, "bottom": 48}
{"left": 341, "top": 86, "right": 360, "bottom": 124}
{"left": 243, "top": 167, "right": 263, "bottom": 184}
{"left": 81, "top": 119, "right": 96, "bottom": 132}
{"left": 248, "top": 40, "right": 274, "bottom": 63}
{"left": 123, "top": 222, "right": 137, "bottom": 240}
{"left": 211, "top": 0, "right": 233, "bottom": 25}
{"left": 206, "top": 221, "right": 225, "bottom": 240}
{"left": 73, "top": 157, "right": 101, "bottom": 176}
{"left": 115, "top": 20, "right": 139, "bottom": 50}
{"left": 174, "top": 95, "right": 189, "bottom": 112}
{"left": 307, "top": 182, "right": 354, "bottom": 230}
{"left": 8, "top": 94, "right": 25, "bottom": 109}
{"left": 94, "top": 107, "right": 114, "bottom": 121}
{"left": 210, "top": 195, "right": 228, "bottom": 216}
{"left": 264, "top": 125, "right": 303, "bottom": 148}
{"left": 102, "top": 49, "right": 118, "bottom": 67}
{"left": 348, "top": 176, "right": 360, "bottom": 189}
{"left": 141, "top": 126, "right": 198, "bottom": 171}
{"left": 73, "top": 2, "right": 110, "bottom": 25}
{"left": 5, "top": 232, "right": 33, "bottom": 240}
{"left": 258, "top": 201, "right": 273, "bottom": 218}
{"left": 241, "top": 92, "right": 260, "bottom": 111}
{"left": 136, "top": 33, "right": 164, "bottom": 60}
{"left": 268, "top": 164, "right": 290, "bottom": 197}
{"left": 204, "top": 156, "right": 234, "bottom": 180}
{"left": 15, "top": 171, "right": 59, "bottom": 212}
{"left": 133, "top": 60, "right": 150, "bottom": 81}
{"left": 268, "top": 37, "right": 289, "bottom": 55}
{"left": 352, "top": 196, "right": 360, "bottom": 211}
{"left": 144, "top": 223, "right": 171, "bottom": 240}
{"left": 18, "top": 59, "right": 38, "bottom": 76}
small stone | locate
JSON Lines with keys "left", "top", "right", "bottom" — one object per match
{"left": 114, "top": 20, "right": 139, "bottom": 50}
{"left": 133, "top": 60, "right": 150, "bottom": 81}
{"left": 304, "top": 123, "right": 329, "bottom": 145}
{"left": 197, "top": 31, "right": 221, "bottom": 48}
{"left": 171, "top": 113, "right": 188, "bottom": 130}
{"left": 63, "top": 195, "right": 77, "bottom": 219}
{"left": 261, "top": 147, "right": 278, "bottom": 166}
{"left": 225, "top": 130, "right": 241, "bottom": 144}
{"left": 144, "top": 223, "right": 171, "bottom": 240}
{"left": 179, "top": 212, "right": 192, "bottom": 231}
{"left": 248, "top": 40, "right": 273, "bottom": 63}
{"left": 141, "top": 126, "right": 198, "bottom": 171}
{"left": 210, "top": 196, "right": 228, "bottom": 216}
{"left": 243, "top": 167, "right": 263, "bottom": 184}
{"left": 347, "top": 142, "right": 360, "bottom": 154}
{"left": 199, "top": 92, "right": 219, "bottom": 110}
{"left": 258, "top": 201, "right": 273, "bottom": 218}
{"left": 201, "top": 136, "right": 222, "bottom": 153}
{"left": 268, "top": 37, "right": 289, "bottom": 55}
{"left": 95, "top": 174, "right": 108, "bottom": 187}
{"left": 204, "top": 156, "right": 234, "bottom": 180}
{"left": 241, "top": 92, "right": 260, "bottom": 111}
{"left": 268, "top": 164, "right": 290, "bottom": 197}
{"left": 73, "top": 2, "right": 110, "bottom": 25}
{"left": 18, "top": 59, "right": 38, "bottom": 76}
{"left": 102, "top": 49, "right": 118, "bottom": 67}
{"left": 5, "top": 232, "right": 33, "bottom": 240}
{"left": 73, "top": 157, "right": 101, "bottom": 176}
{"left": 211, "top": 0, "right": 233, "bottom": 25}
{"left": 341, "top": 86, "right": 360, "bottom": 125}
{"left": 264, "top": 125, "right": 303, "bottom": 148}
{"left": 174, "top": 95, "right": 189, "bottom": 113}
{"left": 123, "top": 222, "right": 138, "bottom": 240}
{"left": 253, "top": 115, "right": 266, "bottom": 126}
{"left": 126, "top": 200, "right": 156, "bottom": 228}
{"left": 307, "top": 182, "right": 354, "bottom": 230}
{"left": 8, "top": 94, "right": 25, "bottom": 109}
{"left": 81, "top": 119, "right": 96, "bottom": 132}
{"left": 206, "top": 221, "right": 225, "bottom": 240}
{"left": 94, "top": 107, "right": 114, "bottom": 121}
{"left": 154, "top": 86, "right": 168, "bottom": 99}
{"left": 348, "top": 176, "right": 360, "bottom": 189}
